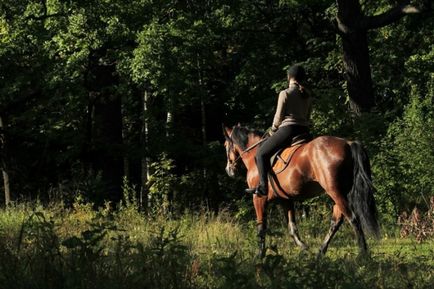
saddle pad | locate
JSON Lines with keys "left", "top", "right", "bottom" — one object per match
{"left": 271, "top": 145, "right": 299, "bottom": 170}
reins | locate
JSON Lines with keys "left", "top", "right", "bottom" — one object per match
{"left": 229, "top": 131, "right": 268, "bottom": 167}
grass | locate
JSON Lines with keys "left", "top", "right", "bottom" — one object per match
{"left": 0, "top": 201, "right": 433, "bottom": 289}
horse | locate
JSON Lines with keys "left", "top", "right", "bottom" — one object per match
{"left": 223, "top": 124, "right": 379, "bottom": 257}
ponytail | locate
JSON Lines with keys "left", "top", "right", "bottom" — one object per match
{"left": 298, "top": 83, "right": 310, "bottom": 99}
{"left": 287, "top": 64, "right": 309, "bottom": 98}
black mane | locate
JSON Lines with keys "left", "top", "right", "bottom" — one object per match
{"left": 231, "top": 126, "right": 263, "bottom": 150}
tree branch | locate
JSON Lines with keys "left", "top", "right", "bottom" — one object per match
{"left": 361, "top": 0, "right": 432, "bottom": 30}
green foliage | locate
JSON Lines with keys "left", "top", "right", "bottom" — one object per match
{"left": 373, "top": 90, "right": 434, "bottom": 217}
{"left": 147, "top": 153, "right": 178, "bottom": 214}
{"left": 309, "top": 88, "right": 351, "bottom": 137}
{"left": 0, "top": 203, "right": 433, "bottom": 289}
{"left": 120, "top": 176, "right": 139, "bottom": 210}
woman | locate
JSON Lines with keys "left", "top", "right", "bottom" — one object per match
{"left": 252, "top": 64, "right": 312, "bottom": 196}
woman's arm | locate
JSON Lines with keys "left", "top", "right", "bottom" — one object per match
{"left": 271, "top": 90, "right": 287, "bottom": 131}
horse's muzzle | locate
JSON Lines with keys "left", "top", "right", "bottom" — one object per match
{"left": 225, "top": 164, "right": 236, "bottom": 177}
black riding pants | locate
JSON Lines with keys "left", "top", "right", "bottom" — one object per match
{"left": 256, "top": 124, "right": 308, "bottom": 188}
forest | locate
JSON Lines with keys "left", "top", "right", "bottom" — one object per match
{"left": 0, "top": 0, "right": 433, "bottom": 288}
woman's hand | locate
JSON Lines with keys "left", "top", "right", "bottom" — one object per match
{"left": 266, "top": 126, "right": 277, "bottom": 136}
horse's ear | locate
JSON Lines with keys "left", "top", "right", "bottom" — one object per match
{"left": 222, "top": 123, "right": 231, "bottom": 140}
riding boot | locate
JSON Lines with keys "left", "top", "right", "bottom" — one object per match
{"left": 245, "top": 183, "right": 267, "bottom": 196}
{"left": 256, "top": 183, "right": 267, "bottom": 196}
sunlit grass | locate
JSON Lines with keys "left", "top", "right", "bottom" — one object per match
{"left": 0, "top": 202, "right": 433, "bottom": 289}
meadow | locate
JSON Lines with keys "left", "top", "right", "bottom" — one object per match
{"left": 0, "top": 200, "right": 432, "bottom": 289}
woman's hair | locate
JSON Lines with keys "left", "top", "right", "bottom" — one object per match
{"left": 287, "top": 64, "right": 309, "bottom": 98}
{"left": 287, "top": 64, "right": 305, "bottom": 82}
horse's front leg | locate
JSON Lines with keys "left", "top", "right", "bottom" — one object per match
{"left": 253, "top": 194, "right": 268, "bottom": 258}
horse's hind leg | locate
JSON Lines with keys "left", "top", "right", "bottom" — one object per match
{"left": 330, "top": 195, "right": 368, "bottom": 255}
{"left": 318, "top": 204, "right": 344, "bottom": 256}
{"left": 281, "top": 201, "right": 308, "bottom": 250}
{"left": 348, "top": 213, "right": 368, "bottom": 255}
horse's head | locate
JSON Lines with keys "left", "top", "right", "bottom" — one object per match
{"left": 223, "top": 125, "right": 240, "bottom": 177}
{"left": 223, "top": 124, "right": 260, "bottom": 177}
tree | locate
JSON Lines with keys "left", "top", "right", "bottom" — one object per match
{"left": 335, "top": 0, "right": 432, "bottom": 114}
{"left": 0, "top": 115, "right": 11, "bottom": 206}
{"left": 0, "top": 0, "right": 54, "bottom": 199}
{"left": 41, "top": 0, "right": 155, "bottom": 204}
{"left": 0, "top": 0, "right": 431, "bottom": 213}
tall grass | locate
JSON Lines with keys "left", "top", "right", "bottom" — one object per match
{"left": 0, "top": 201, "right": 432, "bottom": 289}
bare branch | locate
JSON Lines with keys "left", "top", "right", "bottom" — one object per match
{"left": 361, "top": 0, "right": 432, "bottom": 30}
{"left": 336, "top": 16, "right": 351, "bottom": 34}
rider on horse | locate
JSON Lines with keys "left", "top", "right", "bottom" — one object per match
{"left": 248, "top": 64, "right": 313, "bottom": 196}
{"left": 223, "top": 66, "right": 378, "bottom": 256}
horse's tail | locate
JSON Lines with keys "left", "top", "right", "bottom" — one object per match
{"left": 348, "top": 141, "right": 380, "bottom": 238}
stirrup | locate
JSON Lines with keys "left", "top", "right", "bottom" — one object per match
{"left": 245, "top": 186, "right": 267, "bottom": 196}
{"left": 256, "top": 186, "right": 267, "bottom": 196}
{"left": 245, "top": 187, "right": 256, "bottom": 194}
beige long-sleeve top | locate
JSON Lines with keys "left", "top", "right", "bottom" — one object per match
{"left": 271, "top": 83, "right": 312, "bottom": 130}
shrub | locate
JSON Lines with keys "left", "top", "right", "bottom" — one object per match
{"left": 372, "top": 88, "right": 434, "bottom": 218}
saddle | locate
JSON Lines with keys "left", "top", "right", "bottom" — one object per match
{"left": 270, "top": 132, "right": 313, "bottom": 168}
{"left": 263, "top": 133, "right": 313, "bottom": 197}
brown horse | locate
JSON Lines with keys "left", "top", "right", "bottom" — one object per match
{"left": 223, "top": 124, "right": 379, "bottom": 257}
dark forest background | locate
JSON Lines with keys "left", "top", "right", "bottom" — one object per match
{"left": 1, "top": 0, "right": 433, "bottom": 220}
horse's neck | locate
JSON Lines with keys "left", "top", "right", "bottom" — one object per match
{"left": 249, "top": 135, "right": 262, "bottom": 147}
{"left": 238, "top": 134, "right": 262, "bottom": 170}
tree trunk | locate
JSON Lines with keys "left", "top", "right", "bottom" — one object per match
{"left": 87, "top": 49, "right": 124, "bottom": 205}
{"left": 197, "top": 56, "right": 209, "bottom": 206}
{"left": 140, "top": 89, "right": 151, "bottom": 210}
{"left": 1, "top": 170, "right": 10, "bottom": 206}
{"left": 336, "top": 0, "right": 374, "bottom": 114}
{"left": 197, "top": 56, "right": 207, "bottom": 146}
{"left": 93, "top": 93, "right": 124, "bottom": 204}
{"left": 166, "top": 110, "right": 173, "bottom": 138}
{"left": 341, "top": 30, "right": 374, "bottom": 114}
{"left": 0, "top": 115, "right": 11, "bottom": 206}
